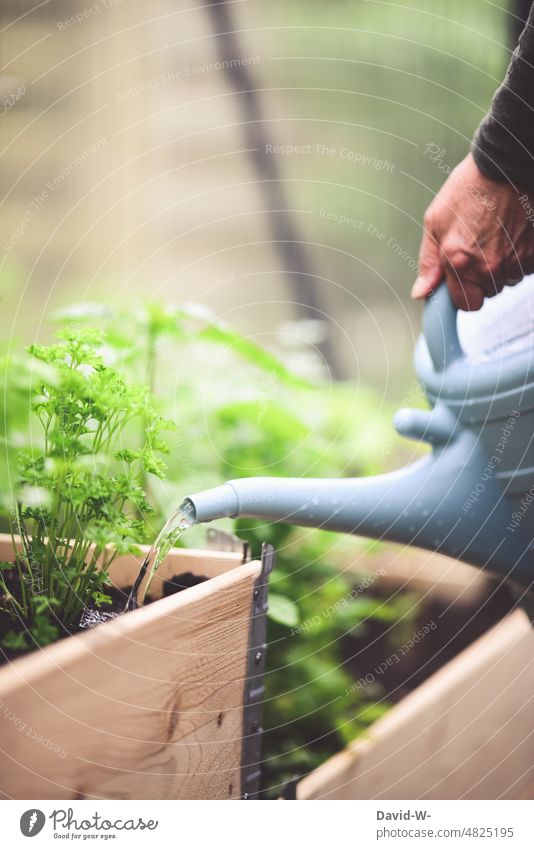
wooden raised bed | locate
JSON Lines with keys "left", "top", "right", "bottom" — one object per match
{"left": 0, "top": 535, "right": 273, "bottom": 800}
{"left": 296, "top": 551, "right": 534, "bottom": 801}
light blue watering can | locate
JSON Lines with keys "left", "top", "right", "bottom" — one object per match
{"left": 181, "top": 284, "right": 534, "bottom": 597}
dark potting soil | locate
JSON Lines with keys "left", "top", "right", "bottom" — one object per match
{"left": 0, "top": 571, "right": 208, "bottom": 666}
{"left": 341, "top": 578, "right": 516, "bottom": 704}
{"left": 78, "top": 571, "right": 209, "bottom": 629}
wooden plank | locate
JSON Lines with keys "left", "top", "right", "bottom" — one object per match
{"left": 298, "top": 609, "right": 534, "bottom": 800}
{"left": 0, "top": 533, "right": 244, "bottom": 598}
{"left": 0, "top": 538, "right": 261, "bottom": 800}
{"left": 107, "top": 545, "right": 246, "bottom": 599}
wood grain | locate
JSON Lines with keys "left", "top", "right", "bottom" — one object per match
{"left": 0, "top": 538, "right": 261, "bottom": 800}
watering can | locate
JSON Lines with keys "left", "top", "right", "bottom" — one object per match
{"left": 180, "top": 283, "right": 534, "bottom": 599}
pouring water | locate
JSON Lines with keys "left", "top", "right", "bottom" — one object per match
{"left": 125, "top": 506, "right": 194, "bottom": 610}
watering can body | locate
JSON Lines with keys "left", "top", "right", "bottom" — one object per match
{"left": 182, "top": 284, "right": 534, "bottom": 593}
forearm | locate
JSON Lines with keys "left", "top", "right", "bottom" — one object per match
{"left": 471, "top": 5, "right": 534, "bottom": 188}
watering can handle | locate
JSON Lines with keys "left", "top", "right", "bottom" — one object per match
{"left": 423, "top": 282, "right": 464, "bottom": 371}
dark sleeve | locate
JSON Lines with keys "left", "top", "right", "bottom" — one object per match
{"left": 471, "top": 5, "right": 534, "bottom": 188}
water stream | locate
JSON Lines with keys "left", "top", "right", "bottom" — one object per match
{"left": 125, "top": 506, "right": 194, "bottom": 611}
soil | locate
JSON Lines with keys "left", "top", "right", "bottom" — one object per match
{"left": 0, "top": 570, "right": 209, "bottom": 666}
{"left": 79, "top": 571, "right": 209, "bottom": 628}
{"left": 341, "top": 578, "right": 516, "bottom": 704}
{"left": 79, "top": 571, "right": 209, "bottom": 629}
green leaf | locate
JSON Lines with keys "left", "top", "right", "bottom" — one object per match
{"left": 142, "top": 449, "right": 167, "bottom": 478}
{"left": 33, "top": 596, "right": 56, "bottom": 614}
{"left": 2, "top": 630, "right": 29, "bottom": 650}
{"left": 267, "top": 593, "right": 300, "bottom": 628}
{"left": 178, "top": 305, "right": 310, "bottom": 388}
{"left": 92, "top": 591, "right": 112, "bottom": 607}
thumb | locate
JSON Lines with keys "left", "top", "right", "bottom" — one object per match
{"left": 411, "top": 227, "right": 443, "bottom": 299}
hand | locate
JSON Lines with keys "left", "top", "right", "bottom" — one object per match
{"left": 411, "top": 152, "right": 534, "bottom": 310}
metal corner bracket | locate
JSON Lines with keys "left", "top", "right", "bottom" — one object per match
{"left": 240, "top": 542, "right": 275, "bottom": 799}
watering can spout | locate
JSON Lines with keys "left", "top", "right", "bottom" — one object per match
{"left": 180, "top": 462, "right": 434, "bottom": 537}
